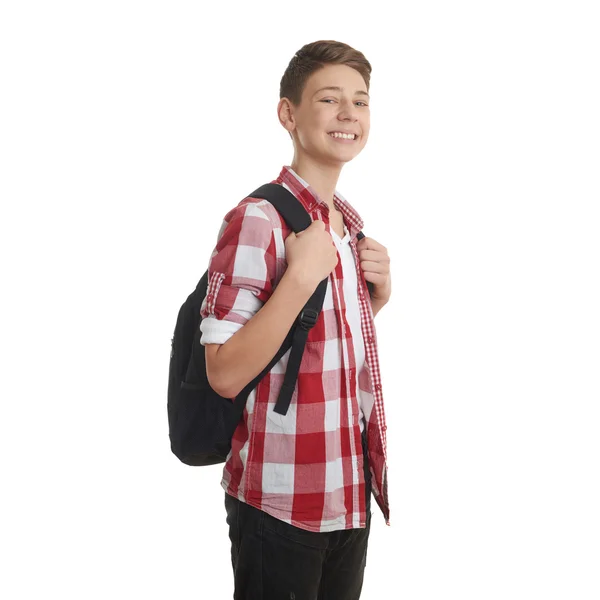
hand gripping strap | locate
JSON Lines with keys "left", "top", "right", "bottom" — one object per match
{"left": 356, "top": 231, "right": 375, "bottom": 298}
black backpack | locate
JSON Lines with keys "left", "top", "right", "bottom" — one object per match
{"left": 168, "top": 183, "right": 373, "bottom": 466}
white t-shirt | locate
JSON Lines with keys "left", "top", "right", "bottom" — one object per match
{"left": 330, "top": 223, "right": 367, "bottom": 432}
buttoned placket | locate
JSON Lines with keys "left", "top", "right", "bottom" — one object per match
{"left": 349, "top": 235, "right": 388, "bottom": 464}
{"left": 350, "top": 234, "right": 390, "bottom": 513}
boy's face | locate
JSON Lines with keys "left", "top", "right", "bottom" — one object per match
{"left": 280, "top": 64, "right": 370, "bottom": 166}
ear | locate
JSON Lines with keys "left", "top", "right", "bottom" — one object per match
{"left": 277, "top": 97, "right": 295, "bottom": 133}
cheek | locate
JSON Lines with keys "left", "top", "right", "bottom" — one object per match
{"left": 299, "top": 132, "right": 323, "bottom": 150}
{"left": 301, "top": 120, "right": 327, "bottom": 144}
{"left": 361, "top": 116, "right": 370, "bottom": 136}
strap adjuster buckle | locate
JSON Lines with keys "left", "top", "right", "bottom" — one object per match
{"left": 298, "top": 308, "right": 318, "bottom": 331}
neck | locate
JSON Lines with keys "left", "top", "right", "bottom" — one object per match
{"left": 289, "top": 155, "right": 343, "bottom": 212}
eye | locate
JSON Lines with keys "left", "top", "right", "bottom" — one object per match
{"left": 321, "top": 99, "right": 368, "bottom": 107}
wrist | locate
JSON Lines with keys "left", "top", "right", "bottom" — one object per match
{"left": 282, "top": 267, "right": 318, "bottom": 297}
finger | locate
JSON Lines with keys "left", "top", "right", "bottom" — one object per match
{"left": 358, "top": 237, "right": 387, "bottom": 252}
{"left": 359, "top": 249, "right": 390, "bottom": 263}
{"left": 363, "top": 271, "right": 389, "bottom": 287}
{"left": 360, "top": 260, "right": 389, "bottom": 275}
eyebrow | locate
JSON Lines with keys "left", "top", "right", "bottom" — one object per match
{"left": 312, "top": 86, "right": 370, "bottom": 98}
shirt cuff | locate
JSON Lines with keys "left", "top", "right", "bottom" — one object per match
{"left": 199, "top": 315, "right": 244, "bottom": 346}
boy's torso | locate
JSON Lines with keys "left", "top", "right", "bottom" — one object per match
{"left": 202, "top": 166, "right": 390, "bottom": 532}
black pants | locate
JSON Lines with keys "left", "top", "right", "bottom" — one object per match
{"left": 225, "top": 428, "right": 372, "bottom": 600}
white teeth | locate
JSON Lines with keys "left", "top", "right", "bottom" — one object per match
{"left": 329, "top": 132, "right": 356, "bottom": 140}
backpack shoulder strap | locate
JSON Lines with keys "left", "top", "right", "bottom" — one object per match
{"left": 232, "top": 183, "right": 326, "bottom": 417}
{"left": 248, "top": 183, "right": 312, "bottom": 233}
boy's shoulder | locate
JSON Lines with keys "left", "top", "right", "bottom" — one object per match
{"left": 222, "top": 192, "right": 289, "bottom": 232}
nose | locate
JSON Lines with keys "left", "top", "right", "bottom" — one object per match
{"left": 338, "top": 99, "right": 359, "bottom": 121}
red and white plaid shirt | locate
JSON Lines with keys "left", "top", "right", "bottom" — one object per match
{"left": 200, "top": 166, "right": 390, "bottom": 532}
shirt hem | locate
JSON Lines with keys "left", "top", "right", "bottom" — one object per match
{"left": 221, "top": 480, "right": 368, "bottom": 533}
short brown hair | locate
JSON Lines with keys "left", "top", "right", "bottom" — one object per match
{"left": 279, "top": 40, "right": 372, "bottom": 107}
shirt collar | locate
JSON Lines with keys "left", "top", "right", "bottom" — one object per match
{"left": 274, "top": 165, "right": 365, "bottom": 239}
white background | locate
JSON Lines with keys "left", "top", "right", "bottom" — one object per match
{"left": 1, "top": 1, "right": 599, "bottom": 598}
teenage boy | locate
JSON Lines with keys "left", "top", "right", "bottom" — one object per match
{"left": 200, "top": 40, "right": 391, "bottom": 599}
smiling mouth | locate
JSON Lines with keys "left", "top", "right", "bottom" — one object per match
{"left": 328, "top": 132, "right": 359, "bottom": 142}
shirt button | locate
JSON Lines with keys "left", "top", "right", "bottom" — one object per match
{"left": 367, "top": 336, "right": 374, "bottom": 344}
{"left": 207, "top": 294, "right": 213, "bottom": 301}
{"left": 375, "top": 384, "right": 382, "bottom": 391}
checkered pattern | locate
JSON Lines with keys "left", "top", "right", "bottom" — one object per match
{"left": 200, "top": 166, "right": 389, "bottom": 532}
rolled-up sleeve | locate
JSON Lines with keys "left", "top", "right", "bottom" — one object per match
{"left": 200, "top": 200, "right": 277, "bottom": 346}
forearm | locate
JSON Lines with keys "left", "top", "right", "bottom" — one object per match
{"left": 208, "top": 270, "right": 315, "bottom": 398}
